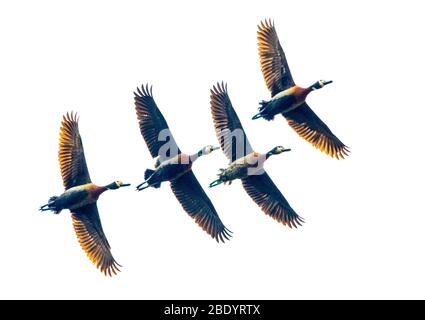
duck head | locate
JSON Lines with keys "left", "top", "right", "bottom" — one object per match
{"left": 105, "top": 180, "right": 131, "bottom": 190}
{"left": 266, "top": 146, "right": 291, "bottom": 158}
{"left": 310, "top": 80, "right": 333, "bottom": 91}
{"left": 197, "top": 145, "right": 220, "bottom": 157}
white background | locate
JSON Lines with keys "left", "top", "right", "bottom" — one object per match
{"left": 1, "top": 0, "right": 424, "bottom": 299}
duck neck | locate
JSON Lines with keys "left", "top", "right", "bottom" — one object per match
{"left": 265, "top": 150, "right": 275, "bottom": 160}
{"left": 93, "top": 185, "right": 108, "bottom": 199}
{"left": 293, "top": 86, "right": 313, "bottom": 103}
{"left": 104, "top": 182, "right": 117, "bottom": 190}
{"left": 306, "top": 85, "right": 315, "bottom": 94}
{"left": 190, "top": 150, "right": 204, "bottom": 163}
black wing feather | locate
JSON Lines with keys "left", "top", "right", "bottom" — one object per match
{"left": 72, "top": 203, "right": 121, "bottom": 276}
{"left": 257, "top": 19, "right": 295, "bottom": 96}
{"left": 242, "top": 172, "right": 304, "bottom": 228}
{"left": 284, "top": 103, "right": 349, "bottom": 159}
{"left": 170, "top": 171, "right": 232, "bottom": 242}
{"left": 210, "top": 82, "right": 253, "bottom": 162}
{"left": 134, "top": 84, "right": 181, "bottom": 160}
{"left": 58, "top": 112, "right": 91, "bottom": 190}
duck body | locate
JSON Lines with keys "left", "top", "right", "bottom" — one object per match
{"left": 142, "top": 153, "right": 194, "bottom": 189}
{"left": 217, "top": 152, "right": 266, "bottom": 184}
{"left": 41, "top": 183, "right": 107, "bottom": 213}
{"left": 210, "top": 146, "right": 289, "bottom": 188}
{"left": 256, "top": 86, "right": 311, "bottom": 120}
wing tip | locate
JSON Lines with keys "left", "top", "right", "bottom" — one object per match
{"left": 272, "top": 208, "right": 305, "bottom": 229}
{"left": 214, "top": 226, "right": 233, "bottom": 243}
{"left": 134, "top": 83, "right": 154, "bottom": 100}
{"left": 101, "top": 260, "right": 122, "bottom": 277}
{"left": 287, "top": 214, "right": 305, "bottom": 228}
{"left": 211, "top": 81, "right": 228, "bottom": 96}
{"left": 264, "top": 202, "right": 305, "bottom": 228}
{"left": 285, "top": 113, "right": 350, "bottom": 160}
{"left": 322, "top": 142, "right": 350, "bottom": 160}
{"left": 258, "top": 18, "right": 274, "bottom": 31}
{"left": 62, "top": 111, "right": 79, "bottom": 125}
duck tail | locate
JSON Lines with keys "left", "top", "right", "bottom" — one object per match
{"left": 209, "top": 178, "right": 223, "bottom": 188}
{"left": 49, "top": 196, "right": 58, "bottom": 203}
{"left": 151, "top": 182, "right": 161, "bottom": 189}
{"left": 39, "top": 196, "right": 61, "bottom": 214}
{"left": 252, "top": 111, "right": 263, "bottom": 120}
{"left": 252, "top": 100, "right": 274, "bottom": 120}
{"left": 252, "top": 101, "right": 267, "bottom": 120}
{"left": 137, "top": 169, "right": 161, "bottom": 191}
{"left": 144, "top": 169, "right": 155, "bottom": 180}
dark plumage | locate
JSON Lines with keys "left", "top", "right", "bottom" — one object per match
{"left": 39, "top": 112, "right": 130, "bottom": 276}
{"left": 134, "top": 84, "right": 232, "bottom": 243}
{"left": 210, "top": 82, "right": 303, "bottom": 228}
{"left": 254, "top": 19, "right": 349, "bottom": 159}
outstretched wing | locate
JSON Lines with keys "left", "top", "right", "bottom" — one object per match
{"left": 59, "top": 112, "right": 91, "bottom": 190}
{"left": 134, "top": 84, "right": 181, "bottom": 161}
{"left": 71, "top": 203, "right": 121, "bottom": 276}
{"left": 242, "top": 172, "right": 304, "bottom": 228}
{"left": 210, "top": 82, "right": 253, "bottom": 163}
{"left": 257, "top": 19, "right": 295, "bottom": 96}
{"left": 170, "top": 171, "right": 232, "bottom": 243}
{"left": 284, "top": 103, "right": 349, "bottom": 159}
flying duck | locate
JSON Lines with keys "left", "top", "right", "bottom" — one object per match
{"left": 40, "top": 112, "right": 130, "bottom": 276}
{"left": 253, "top": 19, "right": 349, "bottom": 159}
{"left": 134, "top": 84, "right": 232, "bottom": 242}
{"left": 209, "top": 82, "right": 303, "bottom": 228}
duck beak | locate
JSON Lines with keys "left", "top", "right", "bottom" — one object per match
{"left": 121, "top": 183, "right": 131, "bottom": 187}
{"left": 283, "top": 148, "right": 291, "bottom": 152}
{"left": 324, "top": 80, "right": 333, "bottom": 85}
{"left": 212, "top": 146, "right": 220, "bottom": 151}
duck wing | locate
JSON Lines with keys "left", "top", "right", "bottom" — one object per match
{"left": 242, "top": 172, "right": 303, "bottom": 228}
{"left": 71, "top": 203, "right": 121, "bottom": 276}
{"left": 59, "top": 112, "right": 91, "bottom": 190}
{"left": 284, "top": 102, "right": 349, "bottom": 159}
{"left": 134, "top": 84, "right": 181, "bottom": 162}
{"left": 257, "top": 19, "right": 295, "bottom": 97}
{"left": 170, "top": 171, "right": 232, "bottom": 243}
{"left": 210, "top": 82, "right": 253, "bottom": 163}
